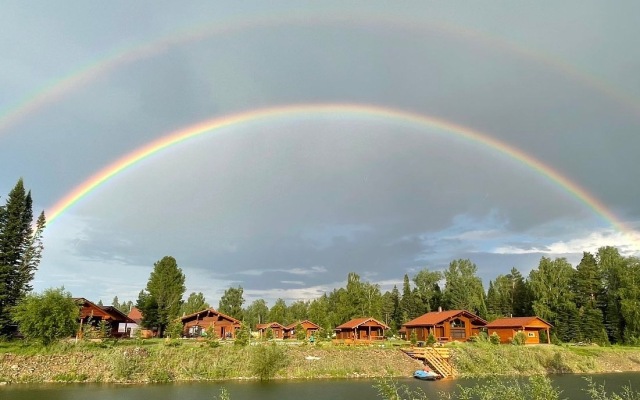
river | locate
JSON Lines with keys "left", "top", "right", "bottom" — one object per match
{"left": 1, "top": 373, "right": 639, "bottom": 399}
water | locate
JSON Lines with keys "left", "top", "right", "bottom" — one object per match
{"left": 1, "top": 373, "right": 639, "bottom": 399}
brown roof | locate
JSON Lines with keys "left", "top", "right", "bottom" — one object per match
{"left": 128, "top": 307, "right": 143, "bottom": 323}
{"left": 403, "top": 310, "right": 487, "bottom": 327}
{"left": 284, "top": 320, "right": 321, "bottom": 330}
{"left": 256, "top": 322, "right": 285, "bottom": 330}
{"left": 180, "top": 308, "right": 241, "bottom": 324}
{"left": 485, "top": 316, "right": 553, "bottom": 329}
{"left": 335, "top": 317, "right": 389, "bottom": 330}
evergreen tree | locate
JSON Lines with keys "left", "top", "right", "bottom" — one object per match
{"left": 0, "top": 179, "right": 46, "bottom": 336}
{"left": 218, "top": 286, "right": 245, "bottom": 320}
{"left": 619, "top": 256, "right": 640, "bottom": 343}
{"left": 598, "top": 246, "right": 626, "bottom": 343}
{"left": 528, "top": 257, "right": 576, "bottom": 342}
{"left": 400, "top": 274, "right": 419, "bottom": 322}
{"left": 390, "top": 285, "right": 402, "bottom": 329}
{"left": 181, "top": 292, "right": 210, "bottom": 316}
{"left": 137, "top": 256, "right": 186, "bottom": 337}
{"left": 572, "top": 252, "right": 607, "bottom": 344}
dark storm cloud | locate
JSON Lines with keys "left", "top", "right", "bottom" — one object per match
{"left": 1, "top": 1, "right": 639, "bottom": 302}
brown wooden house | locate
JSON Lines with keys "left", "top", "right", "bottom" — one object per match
{"left": 402, "top": 309, "right": 487, "bottom": 343}
{"left": 283, "top": 320, "right": 320, "bottom": 339}
{"left": 485, "top": 316, "right": 552, "bottom": 344}
{"left": 75, "top": 298, "right": 136, "bottom": 338}
{"left": 180, "top": 308, "right": 241, "bottom": 339}
{"left": 335, "top": 317, "right": 389, "bottom": 341}
{"left": 256, "top": 322, "right": 286, "bottom": 339}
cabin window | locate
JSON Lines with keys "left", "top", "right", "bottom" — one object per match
{"left": 450, "top": 318, "right": 466, "bottom": 328}
{"left": 528, "top": 332, "right": 536, "bottom": 337}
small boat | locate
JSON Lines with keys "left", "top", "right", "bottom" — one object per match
{"left": 413, "top": 369, "right": 440, "bottom": 381}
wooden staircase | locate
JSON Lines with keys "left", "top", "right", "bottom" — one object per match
{"left": 402, "top": 346, "right": 457, "bottom": 378}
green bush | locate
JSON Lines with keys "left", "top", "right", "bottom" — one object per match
{"left": 490, "top": 332, "right": 501, "bottom": 345}
{"left": 251, "top": 344, "right": 289, "bottom": 380}
{"left": 235, "top": 324, "right": 250, "bottom": 346}
{"left": 11, "top": 287, "right": 80, "bottom": 345}
{"left": 512, "top": 332, "right": 527, "bottom": 346}
{"left": 426, "top": 332, "right": 437, "bottom": 346}
{"left": 410, "top": 329, "right": 418, "bottom": 345}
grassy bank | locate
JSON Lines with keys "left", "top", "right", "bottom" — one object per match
{"left": 1, "top": 339, "right": 640, "bottom": 384}
{"left": 0, "top": 339, "right": 419, "bottom": 384}
{"left": 450, "top": 342, "right": 640, "bottom": 377}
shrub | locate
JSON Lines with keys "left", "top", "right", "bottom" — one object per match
{"left": 166, "top": 319, "right": 183, "bottom": 339}
{"left": 251, "top": 344, "right": 289, "bottom": 380}
{"left": 98, "top": 320, "right": 111, "bottom": 338}
{"left": 512, "top": 332, "right": 527, "bottom": 346}
{"left": 295, "top": 323, "right": 307, "bottom": 341}
{"left": 235, "top": 324, "right": 250, "bottom": 346}
{"left": 489, "top": 332, "right": 501, "bottom": 345}
{"left": 410, "top": 329, "right": 418, "bottom": 345}
{"left": 426, "top": 332, "right": 437, "bottom": 346}
{"left": 11, "top": 287, "right": 80, "bottom": 345}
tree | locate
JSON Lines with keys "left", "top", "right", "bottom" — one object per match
{"left": 12, "top": 287, "right": 79, "bottom": 345}
{"left": 413, "top": 268, "right": 442, "bottom": 313}
{"left": 137, "top": 256, "right": 185, "bottom": 337}
{"left": 572, "top": 252, "right": 607, "bottom": 344}
{"left": 0, "top": 179, "right": 46, "bottom": 336}
{"left": 528, "top": 257, "right": 576, "bottom": 342}
{"left": 400, "top": 274, "right": 419, "bottom": 322}
{"left": 181, "top": 292, "right": 210, "bottom": 316}
{"left": 244, "top": 299, "right": 269, "bottom": 330}
{"left": 268, "top": 298, "right": 288, "bottom": 323}
{"left": 599, "top": 246, "right": 626, "bottom": 343}
{"left": 218, "top": 286, "right": 245, "bottom": 320}
{"left": 442, "top": 259, "right": 487, "bottom": 317}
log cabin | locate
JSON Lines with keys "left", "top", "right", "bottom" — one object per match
{"left": 485, "top": 316, "right": 552, "bottom": 344}
{"left": 283, "top": 320, "right": 320, "bottom": 339}
{"left": 75, "top": 298, "right": 136, "bottom": 338}
{"left": 180, "top": 308, "right": 242, "bottom": 339}
{"left": 402, "top": 309, "right": 487, "bottom": 343}
{"left": 256, "top": 322, "right": 286, "bottom": 339}
{"left": 334, "top": 317, "right": 389, "bottom": 341}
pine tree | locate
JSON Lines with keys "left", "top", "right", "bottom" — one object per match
{"left": 0, "top": 179, "right": 46, "bottom": 336}
{"left": 137, "top": 256, "right": 185, "bottom": 337}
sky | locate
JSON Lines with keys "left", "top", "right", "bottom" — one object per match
{"left": 1, "top": 1, "right": 639, "bottom": 307}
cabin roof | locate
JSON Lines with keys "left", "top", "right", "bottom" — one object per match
{"left": 74, "top": 298, "right": 136, "bottom": 324}
{"left": 403, "top": 310, "right": 487, "bottom": 327}
{"left": 180, "top": 308, "right": 241, "bottom": 324}
{"left": 485, "top": 316, "right": 553, "bottom": 329}
{"left": 128, "top": 306, "right": 143, "bottom": 323}
{"left": 284, "top": 320, "right": 321, "bottom": 330}
{"left": 256, "top": 322, "right": 285, "bottom": 330}
{"left": 335, "top": 317, "right": 389, "bottom": 330}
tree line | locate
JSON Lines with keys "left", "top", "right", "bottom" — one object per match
{"left": 135, "top": 249, "right": 640, "bottom": 346}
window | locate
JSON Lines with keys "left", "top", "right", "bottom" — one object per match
{"left": 450, "top": 318, "right": 466, "bottom": 328}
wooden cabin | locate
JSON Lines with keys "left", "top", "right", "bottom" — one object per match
{"left": 283, "top": 320, "right": 320, "bottom": 339}
{"left": 402, "top": 310, "right": 487, "bottom": 343}
{"left": 256, "top": 322, "right": 286, "bottom": 339}
{"left": 485, "top": 316, "right": 552, "bottom": 344}
{"left": 180, "top": 308, "right": 242, "bottom": 339}
{"left": 335, "top": 317, "right": 389, "bottom": 341}
{"left": 75, "top": 298, "right": 136, "bottom": 338}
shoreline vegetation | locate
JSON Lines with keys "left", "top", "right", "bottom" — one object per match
{"left": 1, "top": 339, "right": 640, "bottom": 385}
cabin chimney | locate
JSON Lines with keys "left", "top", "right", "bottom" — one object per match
{"left": 438, "top": 306, "right": 442, "bottom": 313}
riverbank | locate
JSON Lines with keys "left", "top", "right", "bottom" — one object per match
{"left": 1, "top": 340, "right": 639, "bottom": 384}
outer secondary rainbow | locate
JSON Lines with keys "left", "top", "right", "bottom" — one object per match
{"left": 2, "top": 13, "right": 639, "bottom": 137}
{"left": 45, "top": 103, "right": 640, "bottom": 251}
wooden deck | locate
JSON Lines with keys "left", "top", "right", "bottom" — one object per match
{"left": 402, "top": 346, "right": 457, "bottom": 378}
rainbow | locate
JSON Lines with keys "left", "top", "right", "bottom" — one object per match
{"left": 45, "top": 103, "right": 640, "bottom": 250}
{"left": 2, "top": 13, "right": 640, "bottom": 136}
